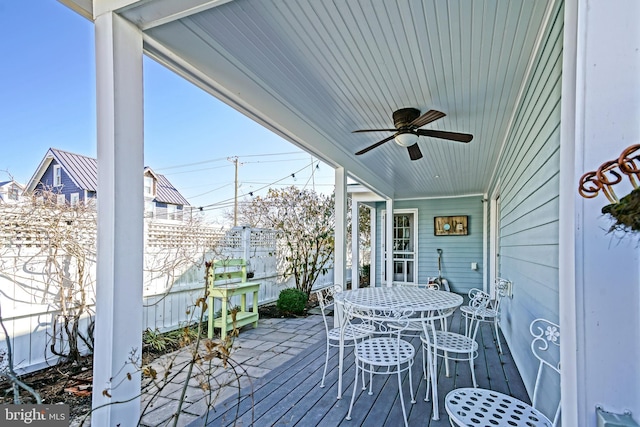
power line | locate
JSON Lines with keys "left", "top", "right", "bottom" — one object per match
{"left": 196, "top": 160, "right": 324, "bottom": 212}
{"left": 154, "top": 151, "right": 303, "bottom": 171}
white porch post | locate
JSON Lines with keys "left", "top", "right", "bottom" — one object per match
{"left": 334, "top": 167, "right": 347, "bottom": 288}
{"left": 385, "top": 199, "right": 393, "bottom": 286}
{"left": 562, "top": 1, "right": 640, "bottom": 426}
{"left": 369, "top": 206, "right": 376, "bottom": 287}
{"left": 92, "top": 11, "right": 144, "bottom": 426}
{"left": 351, "top": 197, "right": 359, "bottom": 289}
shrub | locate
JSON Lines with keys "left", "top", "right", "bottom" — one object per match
{"left": 143, "top": 328, "right": 176, "bottom": 352}
{"left": 276, "top": 288, "right": 308, "bottom": 315}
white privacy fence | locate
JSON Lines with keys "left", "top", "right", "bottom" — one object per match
{"left": 0, "top": 209, "right": 334, "bottom": 374}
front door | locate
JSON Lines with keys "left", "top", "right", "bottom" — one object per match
{"left": 382, "top": 209, "right": 418, "bottom": 284}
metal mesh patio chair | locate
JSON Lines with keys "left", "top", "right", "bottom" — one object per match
{"left": 344, "top": 303, "right": 416, "bottom": 427}
{"left": 314, "top": 285, "right": 375, "bottom": 389}
{"left": 445, "top": 317, "right": 561, "bottom": 426}
{"left": 420, "top": 291, "right": 490, "bottom": 419}
{"left": 459, "top": 278, "right": 511, "bottom": 353}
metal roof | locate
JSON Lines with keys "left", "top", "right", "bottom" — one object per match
{"left": 28, "top": 148, "right": 189, "bottom": 206}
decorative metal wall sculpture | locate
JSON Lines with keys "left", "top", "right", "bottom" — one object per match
{"left": 578, "top": 144, "right": 640, "bottom": 233}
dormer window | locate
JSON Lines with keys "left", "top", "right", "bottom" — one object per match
{"left": 9, "top": 185, "right": 19, "bottom": 201}
{"left": 53, "top": 165, "right": 62, "bottom": 187}
{"left": 144, "top": 176, "right": 154, "bottom": 197}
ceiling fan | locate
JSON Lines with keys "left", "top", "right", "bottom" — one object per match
{"left": 353, "top": 108, "right": 473, "bottom": 160}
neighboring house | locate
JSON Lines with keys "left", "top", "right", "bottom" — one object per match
{"left": 0, "top": 180, "right": 25, "bottom": 204}
{"left": 25, "top": 148, "right": 190, "bottom": 220}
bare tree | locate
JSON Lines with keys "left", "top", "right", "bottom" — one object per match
{"left": 0, "top": 192, "right": 97, "bottom": 362}
{"left": 234, "top": 186, "right": 334, "bottom": 296}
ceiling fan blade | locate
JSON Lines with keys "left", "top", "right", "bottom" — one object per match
{"left": 417, "top": 129, "right": 473, "bottom": 143}
{"left": 352, "top": 129, "right": 398, "bottom": 133}
{"left": 355, "top": 134, "right": 397, "bottom": 155}
{"left": 410, "top": 110, "right": 446, "bottom": 128}
{"left": 407, "top": 143, "right": 423, "bottom": 161}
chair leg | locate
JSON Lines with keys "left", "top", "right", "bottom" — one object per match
{"left": 470, "top": 355, "right": 477, "bottom": 387}
{"left": 408, "top": 360, "right": 416, "bottom": 404}
{"left": 346, "top": 360, "right": 360, "bottom": 421}
{"left": 494, "top": 319, "right": 503, "bottom": 354}
{"left": 429, "top": 348, "right": 440, "bottom": 421}
{"left": 422, "top": 345, "right": 428, "bottom": 380}
{"left": 396, "top": 368, "right": 409, "bottom": 427}
{"left": 320, "top": 340, "right": 330, "bottom": 388}
{"left": 444, "top": 350, "right": 450, "bottom": 377}
{"left": 424, "top": 348, "right": 432, "bottom": 402}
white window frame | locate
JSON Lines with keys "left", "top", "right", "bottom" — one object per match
{"left": 53, "top": 165, "right": 62, "bottom": 187}
{"left": 70, "top": 193, "right": 80, "bottom": 206}
{"left": 144, "top": 200, "right": 154, "bottom": 218}
{"left": 9, "top": 185, "right": 19, "bottom": 201}
{"left": 167, "top": 204, "right": 177, "bottom": 220}
{"left": 381, "top": 208, "right": 418, "bottom": 284}
{"left": 144, "top": 176, "right": 154, "bottom": 197}
{"left": 56, "top": 194, "right": 66, "bottom": 205}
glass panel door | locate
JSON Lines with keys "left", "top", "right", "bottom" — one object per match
{"left": 383, "top": 210, "right": 417, "bottom": 284}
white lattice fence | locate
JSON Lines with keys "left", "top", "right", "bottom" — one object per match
{"left": 0, "top": 208, "right": 289, "bottom": 374}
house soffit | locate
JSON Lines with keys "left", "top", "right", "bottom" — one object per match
{"left": 66, "top": 0, "right": 557, "bottom": 201}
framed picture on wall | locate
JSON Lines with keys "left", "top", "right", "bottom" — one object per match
{"left": 434, "top": 215, "right": 468, "bottom": 236}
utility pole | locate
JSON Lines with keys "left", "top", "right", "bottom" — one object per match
{"left": 310, "top": 156, "right": 315, "bottom": 191}
{"left": 228, "top": 156, "right": 239, "bottom": 226}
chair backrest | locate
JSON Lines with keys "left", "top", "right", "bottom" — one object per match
{"left": 343, "top": 302, "right": 414, "bottom": 341}
{"left": 529, "top": 318, "right": 561, "bottom": 426}
{"left": 465, "top": 292, "right": 491, "bottom": 336}
{"left": 423, "top": 294, "right": 490, "bottom": 346}
{"left": 492, "top": 278, "right": 511, "bottom": 312}
{"left": 314, "top": 284, "right": 342, "bottom": 332}
{"left": 468, "top": 288, "right": 490, "bottom": 306}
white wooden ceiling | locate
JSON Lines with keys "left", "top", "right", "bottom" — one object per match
{"left": 65, "top": 0, "right": 555, "bottom": 199}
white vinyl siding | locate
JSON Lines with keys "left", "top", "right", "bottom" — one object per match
{"left": 487, "top": 0, "right": 563, "bottom": 414}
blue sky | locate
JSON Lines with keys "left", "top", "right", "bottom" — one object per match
{"left": 0, "top": 1, "right": 335, "bottom": 223}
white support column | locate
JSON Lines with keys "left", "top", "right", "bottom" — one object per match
{"left": 385, "top": 199, "right": 393, "bottom": 287}
{"left": 351, "top": 198, "right": 359, "bottom": 289}
{"left": 92, "top": 11, "right": 144, "bottom": 426}
{"left": 334, "top": 167, "right": 347, "bottom": 288}
{"left": 561, "top": 1, "right": 640, "bottom": 426}
{"left": 369, "top": 206, "right": 376, "bottom": 287}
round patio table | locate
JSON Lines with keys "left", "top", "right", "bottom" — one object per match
{"left": 336, "top": 286, "right": 462, "bottom": 312}
{"left": 334, "top": 286, "right": 463, "bottom": 420}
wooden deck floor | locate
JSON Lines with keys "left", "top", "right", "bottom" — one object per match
{"left": 194, "top": 308, "right": 530, "bottom": 427}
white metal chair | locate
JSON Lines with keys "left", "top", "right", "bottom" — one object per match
{"left": 421, "top": 291, "right": 490, "bottom": 407}
{"left": 445, "top": 317, "right": 561, "bottom": 427}
{"left": 314, "top": 285, "right": 375, "bottom": 389}
{"left": 460, "top": 278, "right": 510, "bottom": 353}
{"left": 344, "top": 303, "right": 416, "bottom": 427}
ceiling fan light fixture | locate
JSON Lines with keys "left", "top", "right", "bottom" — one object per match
{"left": 394, "top": 132, "right": 418, "bottom": 147}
